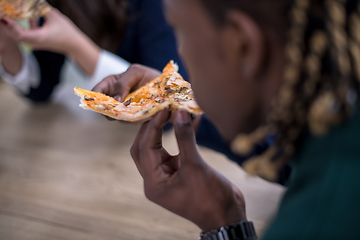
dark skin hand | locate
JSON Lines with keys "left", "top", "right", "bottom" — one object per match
{"left": 93, "top": 64, "right": 245, "bottom": 230}
{"left": 130, "top": 109, "right": 247, "bottom": 232}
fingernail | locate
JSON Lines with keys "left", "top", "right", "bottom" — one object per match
{"left": 176, "top": 111, "right": 190, "bottom": 124}
{"left": 114, "top": 96, "right": 121, "bottom": 102}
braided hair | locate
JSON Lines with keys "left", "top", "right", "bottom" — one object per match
{"left": 200, "top": 0, "right": 360, "bottom": 181}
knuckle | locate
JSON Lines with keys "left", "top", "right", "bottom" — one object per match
{"left": 149, "top": 120, "right": 164, "bottom": 132}
{"left": 144, "top": 184, "right": 161, "bottom": 202}
{"left": 114, "top": 73, "right": 123, "bottom": 81}
{"left": 102, "top": 75, "right": 113, "bottom": 82}
{"left": 114, "top": 79, "right": 123, "bottom": 87}
{"left": 130, "top": 145, "right": 138, "bottom": 159}
{"left": 130, "top": 63, "right": 141, "bottom": 70}
{"left": 128, "top": 64, "right": 144, "bottom": 75}
{"left": 144, "top": 186, "right": 154, "bottom": 201}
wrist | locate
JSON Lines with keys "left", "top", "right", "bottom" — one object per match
{"left": 0, "top": 43, "right": 23, "bottom": 76}
{"left": 65, "top": 31, "right": 89, "bottom": 57}
{"left": 0, "top": 41, "right": 18, "bottom": 56}
{"left": 66, "top": 31, "right": 101, "bottom": 76}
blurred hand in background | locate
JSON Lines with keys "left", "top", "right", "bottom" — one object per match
{"left": 0, "top": 8, "right": 100, "bottom": 76}
{"left": 1, "top": 9, "right": 86, "bottom": 56}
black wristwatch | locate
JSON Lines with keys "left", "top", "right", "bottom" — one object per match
{"left": 199, "top": 220, "right": 258, "bottom": 240}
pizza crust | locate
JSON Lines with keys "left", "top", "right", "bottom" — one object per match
{"left": 74, "top": 61, "right": 203, "bottom": 122}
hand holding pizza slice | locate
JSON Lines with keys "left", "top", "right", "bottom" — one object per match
{"left": 74, "top": 61, "right": 203, "bottom": 122}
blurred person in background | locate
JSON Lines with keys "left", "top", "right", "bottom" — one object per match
{"left": 0, "top": 0, "right": 184, "bottom": 102}
{"left": 0, "top": 0, "right": 291, "bottom": 185}
{"left": 96, "top": 0, "right": 360, "bottom": 239}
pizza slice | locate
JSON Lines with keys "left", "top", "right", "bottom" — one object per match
{"left": 0, "top": 0, "right": 51, "bottom": 20}
{"left": 74, "top": 61, "right": 203, "bottom": 122}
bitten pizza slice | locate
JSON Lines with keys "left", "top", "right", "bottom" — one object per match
{"left": 0, "top": 0, "right": 51, "bottom": 20}
{"left": 74, "top": 61, "right": 203, "bottom": 122}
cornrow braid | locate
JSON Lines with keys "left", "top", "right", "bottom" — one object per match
{"left": 307, "top": 0, "right": 350, "bottom": 135}
{"left": 349, "top": 1, "right": 360, "bottom": 88}
{"left": 233, "top": 0, "right": 311, "bottom": 180}
{"left": 230, "top": 0, "right": 360, "bottom": 181}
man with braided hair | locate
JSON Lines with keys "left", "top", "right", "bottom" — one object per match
{"left": 95, "top": 0, "right": 360, "bottom": 239}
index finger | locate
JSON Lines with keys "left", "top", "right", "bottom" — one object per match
{"left": 173, "top": 111, "right": 200, "bottom": 164}
{"left": 131, "top": 110, "right": 171, "bottom": 165}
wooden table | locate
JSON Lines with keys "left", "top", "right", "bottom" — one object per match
{"left": 0, "top": 80, "right": 285, "bottom": 240}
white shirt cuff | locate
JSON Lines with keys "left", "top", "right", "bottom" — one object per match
{"left": 88, "top": 50, "right": 131, "bottom": 88}
{"left": 0, "top": 50, "right": 40, "bottom": 95}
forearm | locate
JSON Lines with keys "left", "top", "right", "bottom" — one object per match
{"left": 0, "top": 49, "right": 42, "bottom": 95}
{"left": 0, "top": 42, "right": 22, "bottom": 76}
{"left": 67, "top": 32, "right": 101, "bottom": 77}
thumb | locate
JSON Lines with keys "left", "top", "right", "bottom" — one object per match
{"left": 173, "top": 111, "right": 199, "bottom": 163}
{"left": 0, "top": 17, "right": 23, "bottom": 41}
{"left": 113, "top": 66, "right": 144, "bottom": 102}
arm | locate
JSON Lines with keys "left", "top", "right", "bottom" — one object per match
{"left": 0, "top": 17, "right": 65, "bottom": 102}
{"left": 0, "top": 39, "right": 22, "bottom": 76}
{"left": 0, "top": 48, "right": 41, "bottom": 95}
{"left": 0, "top": 19, "right": 24, "bottom": 81}
{"left": 1, "top": 9, "right": 126, "bottom": 101}
{"left": 1, "top": 9, "right": 100, "bottom": 77}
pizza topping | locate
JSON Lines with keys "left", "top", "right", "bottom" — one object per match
{"left": 85, "top": 96, "right": 95, "bottom": 101}
{"left": 166, "top": 89, "right": 174, "bottom": 95}
{"left": 155, "top": 98, "right": 165, "bottom": 103}
{"left": 123, "top": 98, "right": 132, "bottom": 106}
{"left": 149, "top": 80, "right": 162, "bottom": 87}
{"left": 179, "top": 87, "right": 189, "bottom": 93}
{"left": 98, "top": 105, "right": 107, "bottom": 111}
{"left": 174, "top": 93, "right": 191, "bottom": 102}
{"left": 169, "top": 73, "right": 179, "bottom": 81}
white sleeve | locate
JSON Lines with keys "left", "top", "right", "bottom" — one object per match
{"left": 0, "top": 50, "right": 40, "bottom": 95}
{"left": 88, "top": 50, "right": 131, "bottom": 88}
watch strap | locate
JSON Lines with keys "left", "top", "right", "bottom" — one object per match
{"left": 199, "top": 220, "right": 257, "bottom": 240}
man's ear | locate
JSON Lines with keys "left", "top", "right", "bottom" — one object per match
{"left": 221, "top": 10, "right": 265, "bottom": 81}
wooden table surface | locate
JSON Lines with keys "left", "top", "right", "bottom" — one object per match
{"left": 0, "top": 80, "right": 285, "bottom": 240}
